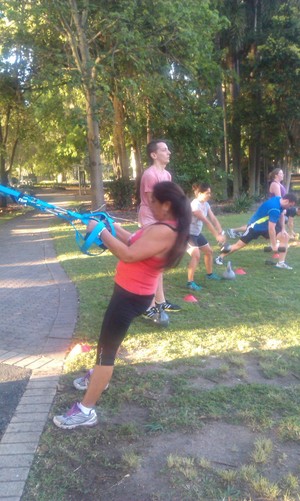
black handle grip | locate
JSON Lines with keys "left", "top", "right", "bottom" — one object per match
{"left": 264, "top": 246, "right": 286, "bottom": 253}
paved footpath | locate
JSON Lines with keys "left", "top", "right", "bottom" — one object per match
{"left": 0, "top": 192, "right": 78, "bottom": 500}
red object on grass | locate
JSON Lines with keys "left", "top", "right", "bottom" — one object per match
{"left": 184, "top": 294, "right": 198, "bottom": 303}
{"left": 68, "top": 343, "right": 92, "bottom": 358}
{"left": 235, "top": 268, "right": 247, "bottom": 275}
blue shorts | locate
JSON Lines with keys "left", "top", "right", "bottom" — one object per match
{"left": 188, "top": 234, "right": 208, "bottom": 248}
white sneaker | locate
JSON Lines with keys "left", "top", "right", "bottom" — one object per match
{"left": 53, "top": 402, "right": 98, "bottom": 429}
{"left": 275, "top": 262, "right": 293, "bottom": 270}
{"left": 227, "top": 229, "right": 237, "bottom": 239}
{"left": 215, "top": 256, "right": 224, "bottom": 266}
{"left": 73, "top": 369, "right": 109, "bottom": 391}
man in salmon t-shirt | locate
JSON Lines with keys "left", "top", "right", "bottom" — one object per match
{"left": 138, "top": 139, "right": 181, "bottom": 323}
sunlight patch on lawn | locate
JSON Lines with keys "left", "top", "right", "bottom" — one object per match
{"left": 120, "top": 322, "right": 300, "bottom": 364}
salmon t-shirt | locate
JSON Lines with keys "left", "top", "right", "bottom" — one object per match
{"left": 138, "top": 166, "right": 171, "bottom": 226}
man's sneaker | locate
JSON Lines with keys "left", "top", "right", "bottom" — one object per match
{"left": 227, "top": 228, "right": 238, "bottom": 239}
{"left": 53, "top": 402, "right": 98, "bottom": 430}
{"left": 142, "top": 306, "right": 158, "bottom": 320}
{"left": 156, "top": 300, "right": 181, "bottom": 312}
{"left": 275, "top": 262, "right": 293, "bottom": 270}
{"left": 215, "top": 256, "right": 224, "bottom": 266}
{"left": 73, "top": 369, "right": 109, "bottom": 392}
{"left": 187, "top": 281, "right": 202, "bottom": 291}
{"left": 206, "top": 273, "right": 221, "bottom": 280}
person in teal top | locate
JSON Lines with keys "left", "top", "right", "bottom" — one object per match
{"left": 215, "top": 193, "right": 297, "bottom": 270}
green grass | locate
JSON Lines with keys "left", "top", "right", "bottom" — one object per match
{"left": 22, "top": 212, "right": 300, "bottom": 501}
{"left": 0, "top": 208, "right": 26, "bottom": 225}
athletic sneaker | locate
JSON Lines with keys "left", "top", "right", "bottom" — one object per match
{"left": 206, "top": 273, "right": 221, "bottom": 280}
{"left": 275, "top": 262, "right": 293, "bottom": 270}
{"left": 73, "top": 369, "right": 109, "bottom": 392}
{"left": 187, "top": 281, "right": 202, "bottom": 291}
{"left": 53, "top": 402, "right": 98, "bottom": 429}
{"left": 215, "top": 256, "right": 224, "bottom": 266}
{"left": 142, "top": 306, "right": 158, "bottom": 320}
{"left": 156, "top": 300, "right": 181, "bottom": 312}
{"left": 227, "top": 228, "right": 238, "bottom": 239}
{"left": 142, "top": 305, "right": 170, "bottom": 326}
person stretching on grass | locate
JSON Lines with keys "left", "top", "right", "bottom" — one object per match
{"left": 187, "top": 182, "right": 226, "bottom": 291}
{"left": 227, "top": 167, "right": 287, "bottom": 239}
{"left": 53, "top": 181, "right": 191, "bottom": 430}
{"left": 215, "top": 193, "right": 297, "bottom": 270}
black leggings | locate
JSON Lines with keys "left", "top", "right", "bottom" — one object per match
{"left": 96, "top": 284, "right": 153, "bottom": 366}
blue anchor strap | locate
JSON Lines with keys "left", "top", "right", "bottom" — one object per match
{"left": 0, "top": 184, "right": 116, "bottom": 255}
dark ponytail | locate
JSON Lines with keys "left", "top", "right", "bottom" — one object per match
{"left": 152, "top": 182, "right": 191, "bottom": 269}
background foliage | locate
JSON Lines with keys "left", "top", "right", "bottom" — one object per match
{"left": 0, "top": 0, "right": 299, "bottom": 206}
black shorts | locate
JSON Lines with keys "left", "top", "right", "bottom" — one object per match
{"left": 188, "top": 234, "right": 208, "bottom": 248}
{"left": 240, "top": 225, "right": 281, "bottom": 244}
{"left": 96, "top": 284, "right": 153, "bottom": 366}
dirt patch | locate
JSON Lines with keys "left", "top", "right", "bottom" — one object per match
{"left": 96, "top": 424, "right": 255, "bottom": 501}
{"left": 105, "top": 355, "right": 298, "bottom": 500}
{"left": 23, "top": 347, "right": 300, "bottom": 501}
{"left": 69, "top": 357, "right": 300, "bottom": 501}
{"left": 85, "top": 420, "right": 300, "bottom": 501}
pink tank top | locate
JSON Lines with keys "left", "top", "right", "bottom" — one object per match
{"left": 115, "top": 227, "right": 164, "bottom": 295}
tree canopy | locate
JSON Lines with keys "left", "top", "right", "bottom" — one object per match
{"left": 0, "top": 0, "right": 299, "bottom": 205}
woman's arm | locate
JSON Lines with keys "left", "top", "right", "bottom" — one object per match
{"left": 101, "top": 224, "right": 175, "bottom": 263}
{"left": 207, "top": 208, "right": 225, "bottom": 243}
{"left": 87, "top": 219, "right": 131, "bottom": 245}
{"left": 193, "top": 209, "right": 216, "bottom": 234}
{"left": 193, "top": 209, "right": 222, "bottom": 242}
{"left": 113, "top": 224, "right": 132, "bottom": 243}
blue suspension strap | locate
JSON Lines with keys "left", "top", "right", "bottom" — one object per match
{"left": 0, "top": 184, "right": 116, "bottom": 255}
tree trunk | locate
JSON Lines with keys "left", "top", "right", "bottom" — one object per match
{"left": 0, "top": 122, "right": 7, "bottom": 207}
{"left": 262, "top": 156, "right": 270, "bottom": 196}
{"left": 231, "top": 118, "right": 241, "bottom": 197}
{"left": 216, "top": 83, "right": 229, "bottom": 199}
{"left": 132, "top": 137, "right": 142, "bottom": 178}
{"left": 248, "top": 143, "right": 256, "bottom": 196}
{"left": 56, "top": 0, "right": 104, "bottom": 208}
{"left": 85, "top": 87, "right": 104, "bottom": 209}
{"left": 146, "top": 99, "right": 151, "bottom": 144}
{"left": 229, "top": 55, "right": 242, "bottom": 197}
{"left": 283, "top": 156, "right": 292, "bottom": 192}
{"left": 255, "top": 146, "right": 261, "bottom": 196}
{"left": 248, "top": 136, "right": 261, "bottom": 197}
{"left": 0, "top": 154, "right": 8, "bottom": 208}
{"left": 112, "top": 95, "right": 129, "bottom": 178}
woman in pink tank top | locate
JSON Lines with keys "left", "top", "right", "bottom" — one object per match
{"left": 53, "top": 181, "right": 191, "bottom": 430}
